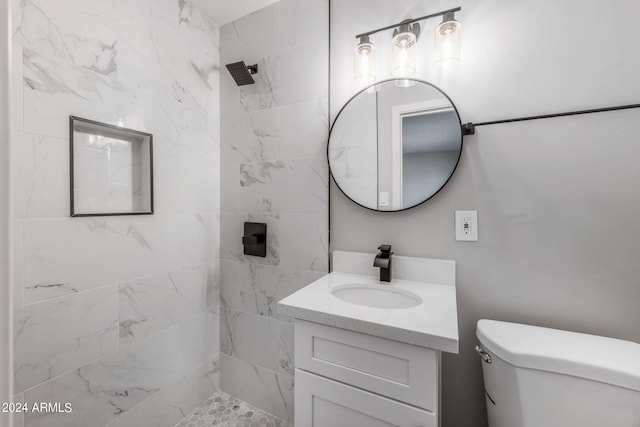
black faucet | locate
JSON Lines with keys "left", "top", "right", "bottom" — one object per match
{"left": 373, "top": 245, "right": 393, "bottom": 282}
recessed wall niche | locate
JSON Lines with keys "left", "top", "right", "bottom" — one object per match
{"left": 70, "top": 116, "right": 154, "bottom": 217}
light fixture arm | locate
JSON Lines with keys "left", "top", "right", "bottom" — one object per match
{"left": 355, "top": 6, "right": 461, "bottom": 40}
{"left": 393, "top": 20, "right": 421, "bottom": 42}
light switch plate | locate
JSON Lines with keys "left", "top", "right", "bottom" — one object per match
{"left": 455, "top": 210, "right": 478, "bottom": 241}
{"left": 379, "top": 192, "right": 389, "bottom": 207}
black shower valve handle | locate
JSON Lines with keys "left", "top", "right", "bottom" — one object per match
{"left": 242, "top": 233, "right": 264, "bottom": 245}
{"left": 242, "top": 222, "right": 267, "bottom": 257}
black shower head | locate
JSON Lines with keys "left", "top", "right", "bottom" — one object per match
{"left": 225, "top": 61, "right": 258, "bottom": 86}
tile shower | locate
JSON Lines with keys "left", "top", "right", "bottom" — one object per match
{"left": 8, "top": 0, "right": 327, "bottom": 425}
{"left": 218, "top": 0, "right": 329, "bottom": 423}
{"left": 10, "top": 0, "right": 220, "bottom": 426}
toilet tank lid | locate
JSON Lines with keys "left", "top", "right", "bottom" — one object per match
{"left": 477, "top": 319, "right": 640, "bottom": 393}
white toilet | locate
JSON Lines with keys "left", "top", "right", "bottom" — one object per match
{"left": 476, "top": 319, "right": 640, "bottom": 427}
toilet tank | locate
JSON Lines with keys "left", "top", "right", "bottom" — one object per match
{"left": 476, "top": 320, "right": 640, "bottom": 427}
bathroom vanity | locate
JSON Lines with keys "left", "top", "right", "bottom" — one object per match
{"left": 278, "top": 251, "right": 459, "bottom": 427}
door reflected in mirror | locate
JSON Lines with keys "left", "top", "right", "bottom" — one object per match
{"left": 329, "top": 79, "right": 462, "bottom": 211}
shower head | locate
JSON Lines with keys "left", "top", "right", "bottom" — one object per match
{"left": 225, "top": 61, "right": 258, "bottom": 86}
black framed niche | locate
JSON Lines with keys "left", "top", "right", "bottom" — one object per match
{"left": 70, "top": 116, "right": 154, "bottom": 217}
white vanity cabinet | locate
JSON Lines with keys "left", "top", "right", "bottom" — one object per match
{"left": 294, "top": 320, "right": 441, "bottom": 427}
{"left": 278, "top": 252, "right": 459, "bottom": 427}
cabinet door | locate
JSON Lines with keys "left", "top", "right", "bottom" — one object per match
{"left": 296, "top": 369, "right": 436, "bottom": 427}
{"left": 295, "top": 319, "right": 438, "bottom": 411}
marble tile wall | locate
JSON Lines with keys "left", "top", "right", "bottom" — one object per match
{"left": 219, "top": 0, "right": 329, "bottom": 422}
{"left": 10, "top": 1, "right": 221, "bottom": 426}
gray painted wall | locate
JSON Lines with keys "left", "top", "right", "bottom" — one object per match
{"left": 330, "top": 1, "right": 640, "bottom": 426}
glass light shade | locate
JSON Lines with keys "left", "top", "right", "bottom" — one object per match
{"left": 394, "top": 79, "right": 416, "bottom": 88}
{"left": 354, "top": 39, "right": 376, "bottom": 85}
{"left": 391, "top": 30, "right": 417, "bottom": 77}
{"left": 434, "top": 18, "right": 462, "bottom": 67}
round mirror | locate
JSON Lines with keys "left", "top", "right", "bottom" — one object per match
{"left": 328, "top": 79, "right": 463, "bottom": 211}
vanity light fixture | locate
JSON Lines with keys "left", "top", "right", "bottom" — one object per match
{"left": 353, "top": 7, "right": 462, "bottom": 86}
{"left": 434, "top": 12, "right": 462, "bottom": 67}
{"left": 391, "top": 21, "right": 419, "bottom": 78}
{"left": 354, "top": 35, "right": 376, "bottom": 85}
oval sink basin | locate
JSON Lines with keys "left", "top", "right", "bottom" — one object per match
{"left": 331, "top": 284, "right": 422, "bottom": 309}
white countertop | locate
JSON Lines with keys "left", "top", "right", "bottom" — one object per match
{"left": 278, "top": 271, "right": 459, "bottom": 353}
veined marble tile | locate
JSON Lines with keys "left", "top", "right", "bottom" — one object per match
{"left": 119, "top": 265, "right": 208, "bottom": 347}
{"left": 23, "top": 312, "right": 217, "bottom": 427}
{"left": 11, "top": 43, "right": 23, "bottom": 131}
{"left": 219, "top": 306, "right": 280, "bottom": 373}
{"left": 237, "top": 55, "right": 278, "bottom": 113}
{"left": 23, "top": 329, "right": 179, "bottom": 427}
{"left": 202, "top": 218, "right": 221, "bottom": 255}
{"left": 209, "top": 212, "right": 221, "bottom": 261}
{"left": 280, "top": 0, "right": 328, "bottom": 52}
{"left": 149, "top": 0, "right": 219, "bottom": 55}
{"left": 211, "top": 168, "right": 222, "bottom": 220}
{"left": 220, "top": 3, "right": 281, "bottom": 64}
{"left": 279, "top": 213, "right": 328, "bottom": 272}
{"left": 13, "top": 0, "right": 119, "bottom": 77}
{"left": 176, "top": 312, "right": 219, "bottom": 376}
{"left": 220, "top": 163, "right": 240, "bottom": 213}
{"left": 14, "top": 285, "right": 118, "bottom": 393}
{"left": 278, "top": 320, "right": 294, "bottom": 377}
{"left": 205, "top": 84, "right": 221, "bottom": 149}
{"left": 220, "top": 212, "right": 280, "bottom": 266}
{"left": 113, "top": 1, "right": 154, "bottom": 66}
{"left": 230, "top": 44, "right": 328, "bottom": 114}
{"left": 273, "top": 40, "right": 328, "bottom": 107}
{"left": 220, "top": 354, "right": 294, "bottom": 423}
{"left": 153, "top": 155, "right": 217, "bottom": 214}
{"left": 327, "top": 89, "right": 377, "bottom": 175}
{"left": 23, "top": 213, "right": 214, "bottom": 303}
{"left": 221, "top": 106, "right": 281, "bottom": 164}
{"left": 152, "top": 103, "right": 216, "bottom": 163}
{"left": 239, "top": 161, "right": 289, "bottom": 213}
{"left": 13, "top": 393, "right": 25, "bottom": 427}
{"left": 118, "top": 355, "right": 219, "bottom": 427}
{"left": 12, "top": 220, "right": 24, "bottom": 308}
{"left": 11, "top": 131, "right": 68, "bottom": 219}
{"left": 10, "top": 0, "right": 21, "bottom": 34}
{"left": 280, "top": 97, "right": 328, "bottom": 161}
{"left": 285, "top": 157, "right": 328, "bottom": 215}
{"left": 151, "top": 66, "right": 218, "bottom": 162}
{"left": 206, "top": 260, "right": 220, "bottom": 314}
{"left": 219, "top": 260, "right": 324, "bottom": 319}
{"left": 333, "top": 176, "right": 378, "bottom": 210}
{"left": 22, "top": 48, "right": 153, "bottom": 139}
{"left": 151, "top": 35, "right": 218, "bottom": 114}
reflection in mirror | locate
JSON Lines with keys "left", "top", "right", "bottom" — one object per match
{"left": 329, "top": 79, "right": 462, "bottom": 211}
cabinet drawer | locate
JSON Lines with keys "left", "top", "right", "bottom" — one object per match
{"left": 296, "top": 369, "right": 435, "bottom": 427}
{"left": 295, "top": 320, "right": 438, "bottom": 411}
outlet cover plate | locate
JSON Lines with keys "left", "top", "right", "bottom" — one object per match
{"left": 455, "top": 210, "right": 478, "bottom": 242}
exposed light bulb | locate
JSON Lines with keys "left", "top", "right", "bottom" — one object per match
{"left": 391, "top": 25, "right": 417, "bottom": 78}
{"left": 434, "top": 13, "right": 462, "bottom": 67}
{"left": 354, "top": 35, "right": 376, "bottom": 85}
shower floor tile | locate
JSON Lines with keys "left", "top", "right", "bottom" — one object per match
{"left": 175, "top": 391, "right": 291, "bottom": 427}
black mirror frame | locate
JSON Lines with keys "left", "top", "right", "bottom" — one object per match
{"left": 327, "top": 78, "right": 464, "bottom": 213}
